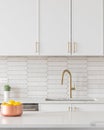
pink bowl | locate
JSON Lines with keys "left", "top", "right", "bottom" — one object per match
{"left": 1, "top": 104, "right": 23, "bottom": 116}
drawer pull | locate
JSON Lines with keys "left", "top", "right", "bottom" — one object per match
{"left": 73, "top": 42, "right": 77, "bottom": 53}
{"left": 35, "top": 41, "right": 39, "bottom": 53}
{"left": 68, "top": 107, "right": 70, "bottom": 112}
{"left": 67, "top": 42, "right": 71, "bottom": 53}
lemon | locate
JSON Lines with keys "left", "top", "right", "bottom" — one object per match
{"left": 1, "top": 102, "right": 7, "bottom": 105}
{"left": 1, "top": 100, "right": 21, "bottom": 106}
{"left": 14, "top": 102, "right": 21, "bottom": 106}
{"left": 2, "top": 103, "right": 12, "bottom": 106}
{"left": 8, "top": 100, "right": 15, "bottom": 105}
{"left": 5, "top": 104, "right": 12, "bottom": 106}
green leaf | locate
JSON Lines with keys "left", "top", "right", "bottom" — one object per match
{"left": 4, "top": 84, "right": 11, "bottom": 91}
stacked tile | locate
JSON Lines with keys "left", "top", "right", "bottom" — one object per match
{"left": 7, "top": 57, "right": 27, "bottom": 98}
{"left": 88, "top": 57, "right": 104, "bottom": 98}
{"left": 47, "top": 57, "right": 68, "bottom": 99}
{"left": 27, "top": 57, "right": 47, "bottom": 98}
{"left": 68, "top": 57, "right": 88, "bottom": 97}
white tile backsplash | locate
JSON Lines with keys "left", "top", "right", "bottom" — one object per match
{"left": 68, "top": 57, "right": 88, "bottom": 97}
{"left": 0, "top": 56, "right": 104, "bottom": 99}
{"left": 47, "top": 57, "right": 68, "bottom": 99}
{"left": 88, "top": 57, "right": 104, "bottom": 98}
{"left": 27, "top": 57, "right": 47, "bottom": 98}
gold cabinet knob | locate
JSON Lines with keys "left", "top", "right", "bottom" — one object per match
{"left": 73, "top": 107, "right": 79, "bottom": 112}
{"left": 74, "top": 107, "right": 77, "bottom": 111}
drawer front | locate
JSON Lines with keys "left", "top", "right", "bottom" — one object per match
{"left": 39, "top": 104, "right": 71, "bottom": 112}
{"left": 72, "top": 104, "right": 104, "bottom": 111}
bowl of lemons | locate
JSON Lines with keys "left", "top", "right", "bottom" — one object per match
{"left": 1, "top": 100, "right": 23, "bottom": 116}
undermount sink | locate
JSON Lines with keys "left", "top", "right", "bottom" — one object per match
{"left": 45, "top": 98, "right": 97, "bottom": 101}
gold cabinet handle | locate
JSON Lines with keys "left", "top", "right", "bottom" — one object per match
{"left": 35, "top": 41, "right": 39, "bottom": 53}
{"left": 73, "top": 42, "right": 77, "bottom": 53}
{"left": 35, "top": 41, "right": 37, "bottom": 53}
{"left": 36, "top": 42, "right": 39, "bottom": 53}
{"left": 68, "top": 106, "right": 70, "bottom": 112}
{"left": 68, "top": 106, "right": 73, "bottom": 112}
{"left": 67, "top": 42, "right": 71, "bottom": 53}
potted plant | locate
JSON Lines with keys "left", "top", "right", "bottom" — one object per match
{"left": 4, "top": 84, "right": 11, "bottom": 102}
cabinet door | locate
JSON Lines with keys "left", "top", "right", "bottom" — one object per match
{"left": 39, "top": 0, "right": 70, "bottom": 56}
{"left": 39, "top": 104, "right": 71, "bottom": 112}
{"left": 0, "top": 0, "right": 37, "bottom": 56}
{"left": 72, "top": 104, "right": 104, "bottom": 112}
{"left": 72, "top": 0, "right": 103, "bottom": 56}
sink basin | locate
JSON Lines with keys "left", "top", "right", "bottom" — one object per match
{"left": 45, "top": 98, "right": 96, "bottom": 101}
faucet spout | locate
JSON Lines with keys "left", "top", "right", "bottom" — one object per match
{"left": 61, "top": 69, "right": 73, "bottom": 98}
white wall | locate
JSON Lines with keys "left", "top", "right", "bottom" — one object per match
{"left": 0, "top": 56, "right": 103, "bottom": 99}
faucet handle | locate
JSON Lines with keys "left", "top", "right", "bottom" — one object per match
{"left": 71, "top": 83, "right": 76, "bottom": 90}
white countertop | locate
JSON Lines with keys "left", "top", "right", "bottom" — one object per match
{"left": 0, "top": 111, "right": 104, "bottom": 128}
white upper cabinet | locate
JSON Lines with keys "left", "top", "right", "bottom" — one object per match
{"left": 39, "top": 0, "right": 70, "bottom": 56}
{"left": 72, "top": 0, "right": 103, "bottom": 56}
{"left": 0, "top": 0, "right": 103, "bottom": 56}
{"left": 39, "top": 0, "right": 103, "bottom": 56}
{"left": 0, "top": 0, "right": 37, "bottom": 56}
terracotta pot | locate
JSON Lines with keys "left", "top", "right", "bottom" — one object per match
{"left": 1, "top": 104, "right": 23, "bottom": 116}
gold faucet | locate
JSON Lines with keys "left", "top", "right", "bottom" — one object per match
{"left": 61, "top": 69, "right": 75, "bottom": 98}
